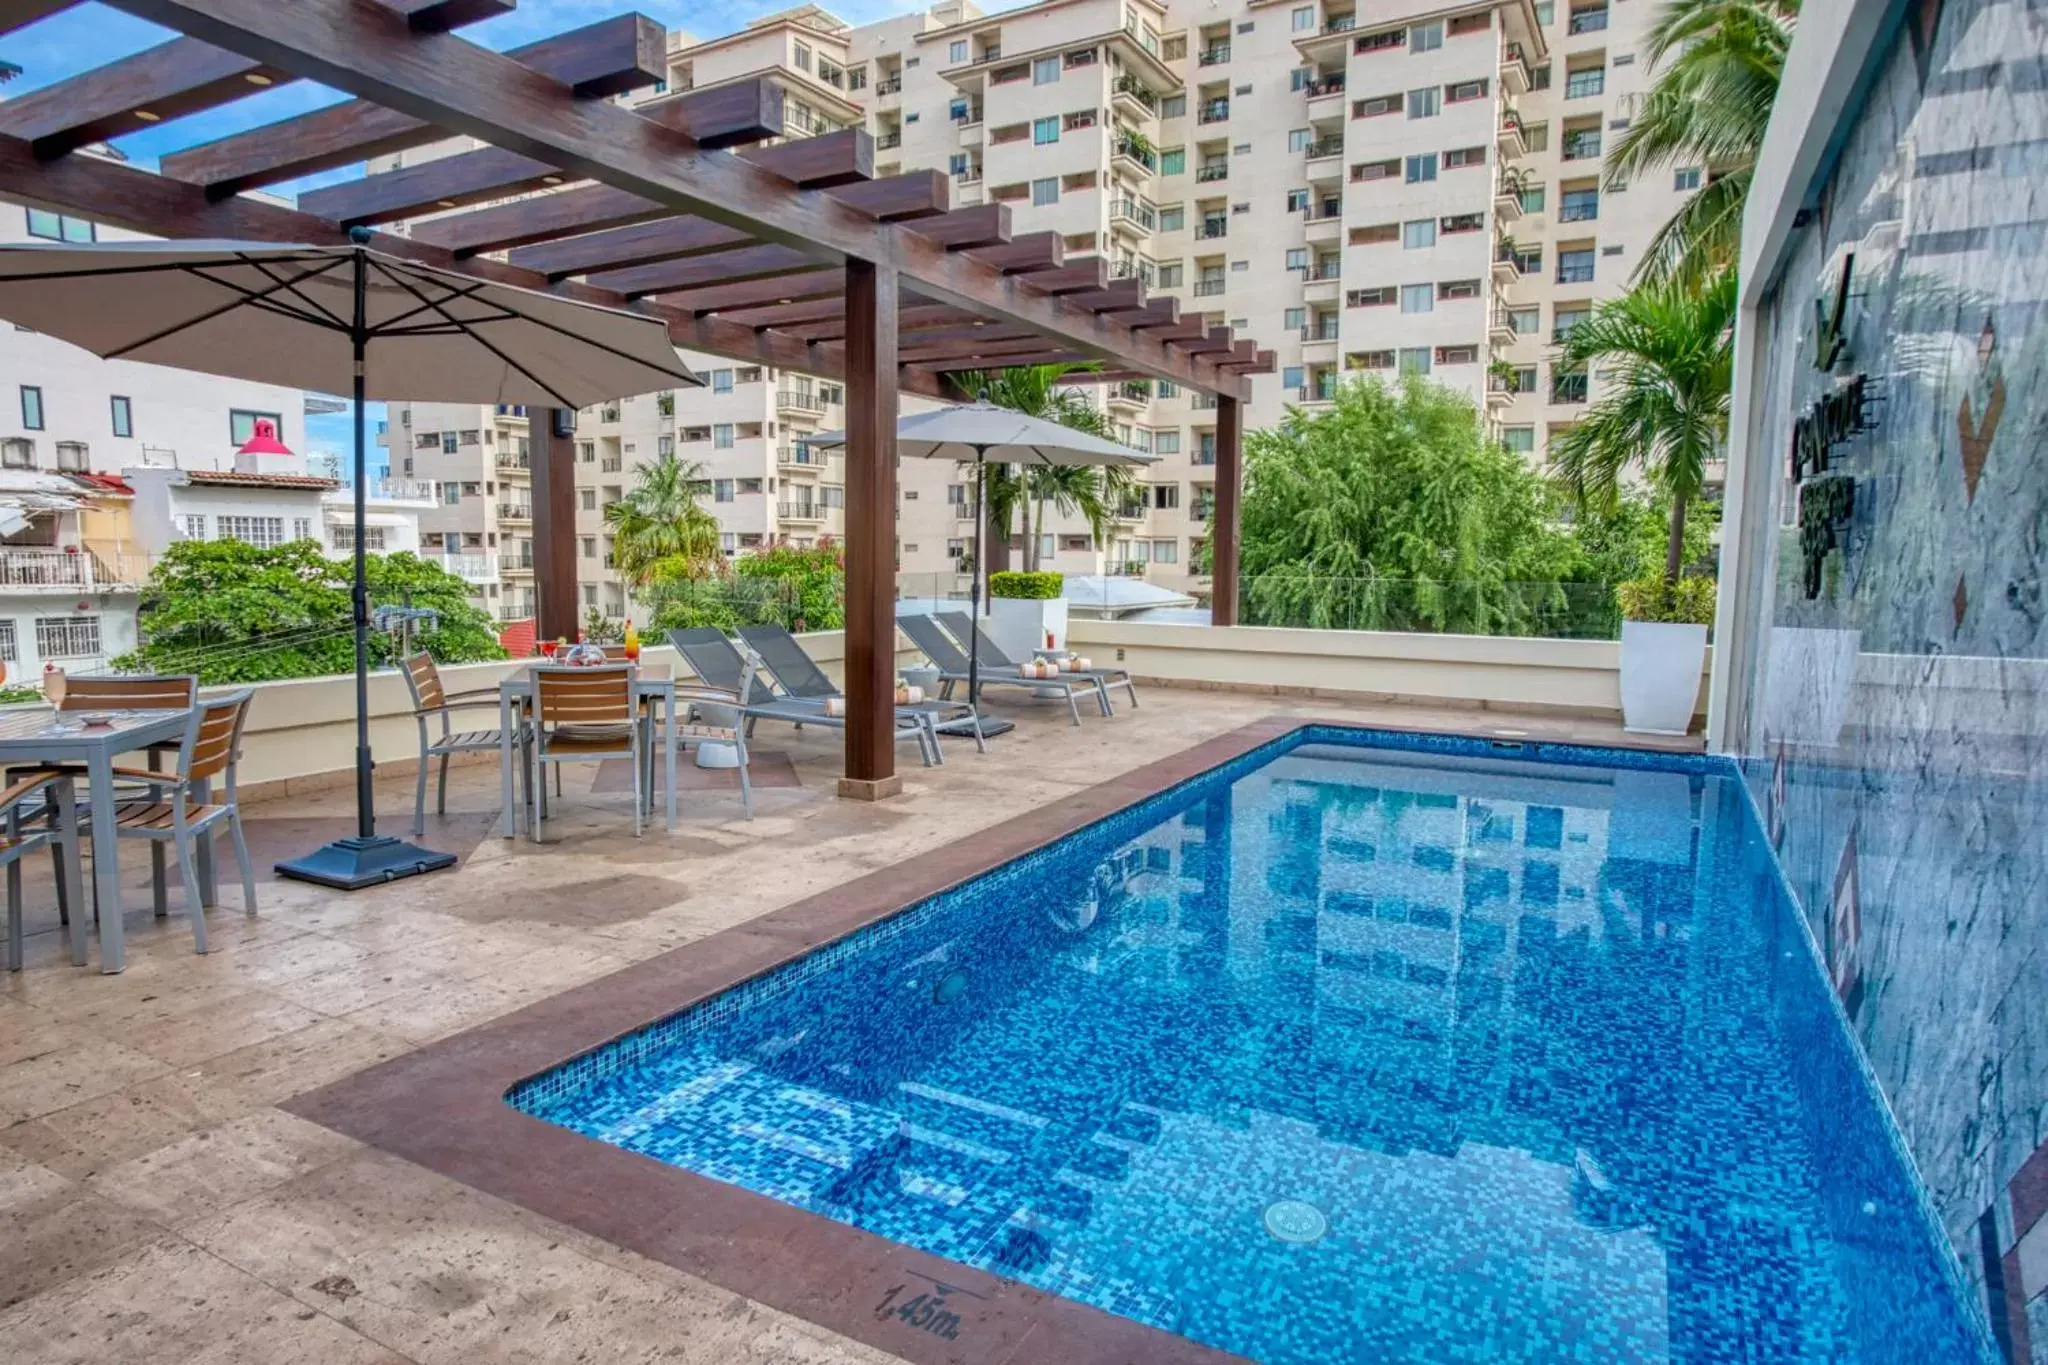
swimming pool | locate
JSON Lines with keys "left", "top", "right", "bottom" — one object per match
{"left": 510, "top": 726, "right": 1992, "bottom": 1363}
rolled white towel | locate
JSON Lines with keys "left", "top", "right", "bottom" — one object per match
{"left": 823, "top": 696, "right": 847, "bottom": 717}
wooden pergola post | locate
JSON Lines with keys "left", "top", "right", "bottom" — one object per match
{"left": 838, "top": 258, "right": 900, "bottom": 800}
{"left": 532, "top": 406, "right": 579, "bottom": 645}
{"left": 1211, "top": 393, "right": 1243, "bottom": 627}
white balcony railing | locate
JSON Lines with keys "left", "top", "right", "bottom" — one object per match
{"left": 0, "top": 548, "right": 131, "bottom": 590}
{"left": 434, "top": 553, "right": 497, "bottom": 582}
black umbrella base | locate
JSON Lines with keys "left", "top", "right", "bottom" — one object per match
{"left": 276, "top": 835, "right": 458, "bottom": 890}
{"left": 936, "top": 715, "right": 1015, "bottom": 739}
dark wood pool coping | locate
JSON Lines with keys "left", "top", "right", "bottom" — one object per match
{"left": 286, "top": 715, "right": 1696, "bottom": 1364}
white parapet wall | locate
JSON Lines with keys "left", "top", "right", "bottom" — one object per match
{"left": 1065, "top": 620, "right": 1713, "bottom": 722}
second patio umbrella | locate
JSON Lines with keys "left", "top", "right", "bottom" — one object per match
{"left": 809, "top": 398, "right": 1156, "bottom": 718}
{"left": 0, "top": 230, "right": 702, "bottom": 889}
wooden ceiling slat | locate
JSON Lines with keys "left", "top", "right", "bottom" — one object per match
{"left": 824, "top": 169, "right": 951, "bottom": 221}
{"left": 636, "top": 79, "right": 784, "bottom": 149}
{"left": 1, "top": 2, "right": 81, "bottom": 35}
{"left": 904, "top": 203, "right": 1008, "bottom": 250}
{"left": 407, "top": 126, "right": 867, "bottom": 257}
{"left": 0, "top": 38, "right": 294, "bottom": 158}
{"left": 798, "top": 302, "right": 962, "bottom": 343}
{"left": 388, "top": 0, "right": 519, "bottom": 33}
{"left": 584, "top": 243, "right": 814, "bottom": 297}
{"left": 1006, "top": 260, "right": 1108, "bottom": 296}
{"left": 653, "top": 268, "right": 845, "bottom": 315}
{"left": 508, "top": 216, "right": 756, "bottom": 279}
{"left": 1064, "top": 278, "right": 1150, "bottom": 314}
{"left": 156, "top": 14, "right": 665, "bottom": 196}
{"left": 300, "top": 146, "right": 560, "bottom": 226}
{"left": 918, "top": 348, "right": 1093, "bottom": 370}
{"left": 960, "top": 231, "right": 1063, "bottom": 274}
{"left": 712, "top": 297, "right": 851, "bottom": 330}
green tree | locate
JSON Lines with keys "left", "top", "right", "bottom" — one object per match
{"left": 603, "top": 452, "right": 721, "bottom": 590}
{"left": 1604, "top": 0, "right": 1798, "bottom": 286}
{"left": 1549, "top": 268, "right": 1737, "bottom": 581}
{"left": 949, "top": 363, "right": 1136, "bottom": 571}
{"left": 1236, "top": 374, "right": 1583, "bottom": 634}
{"left": 115, "top": 539, "right": 504, "bottom": 683}
{"left": 645, "top": 540, "right": 847, "bottom": 635}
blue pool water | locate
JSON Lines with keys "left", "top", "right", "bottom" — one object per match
{"left": 512, "top": 727, "right": 1992, "bottom": 1363}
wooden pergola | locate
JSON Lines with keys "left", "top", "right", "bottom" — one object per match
{"left": 0, "top": 0, "right": 1273, "bottom": 798}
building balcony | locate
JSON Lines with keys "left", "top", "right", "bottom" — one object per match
{"left": 1500, "top": 43, "right": 1532, "bottom": 96}
{"left": 498, "top": 551, "right": 533, "bottom": 574}
{"left": 1489, "top": 312, "right": 1519, "bottom": 346}
{"left": 1111, "top": 74, "right": 1159, "bottom": 118}
{"left": 0, "top": 547, "right": 132, "bottom": 592}
{"left": 1195, "top": 163, "right": 1228, "bottom": 183}
{"left": 1112, "top": 137, "right": 1157, "bottom": 173}
{"left": 1192, "top": 279, "right": 1226, "bottom": 297}
{"left": 1107, "top": 381, "right": 1152, "bottom": 412}
{"left": 434, "top": 552, "right": 497, "bottom": 582}
{"left": 1109, "top": 198, "right": 1157, "bottom": 232}
{"left": 1493, "top": 177, "right": 1526, "bottom": 224}
{"left": 1304, "top": 75, "right": 1345, "bottom": 100}
{"left": 496, "top": 503, "right": 532, "bottom": 523}
{"left": 600, "top": 455, "right": 623, "bottom": 472}
{"left": 1485, "top": 379, "right": 1517, "bottom": 409}
{"left": 1198, "top": 44, "right": 1231, "bottom": 66}
{"left": 1197, "top": 100, "right": 1230, "bottom": 124}
{"left": 778, "top": 502, "right": 827, "bottom": 523}
{"left": 494, "top": 450, "right": 531, "bottom": 472}
{"left": 1551, "top": 375, "right": 1589, "bottom": 405}
{"left": 1305, "top": 212, "right": 1343, "bottom": 244}
{"left": 874, "top": 76, "right": 902, "bottom": 97}
{"left": 1293, "top": 385, "right": 1336, "bottom": 406}
{"left": 778, "top": 443, "right": 828, "bottom": 469}
{"left": 777, "top": 389, "right": 826, "bottom": 415}
{"left": 1194, "top": 219, "right": 1228, "bottom": 241}
{"left": 350, "top": 478, "right": 436, "bottom": 505}
{"left": 1497, "top": 112, "right": 1528, "bottom": 160}
{"left": 1492, "top": 250, "right": 1521, "bottom": 285}
{"left": 876, "top": 131, "right": 902, "bottom": 150}
{"left": 1568, "top": 6, "right": 1610, "bottom": 35}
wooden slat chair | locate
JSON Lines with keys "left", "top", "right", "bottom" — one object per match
{"left": 9, "top": 672, "right": 200, "bottom": 925}
{"left": 530, "top": 665, "right": 642, "bottom": 842}
{"left": 85, "top": 690, "right": 258, "bottom": 956}
{"left": 4, "top": 772, "right": 88, "bottom": 971}
{"left": 401, "top": 652, "right": 529, "bottom": 837}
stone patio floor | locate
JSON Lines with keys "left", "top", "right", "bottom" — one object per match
{"left": 0, "top": 687, "right": 1691, "bottom": 1363}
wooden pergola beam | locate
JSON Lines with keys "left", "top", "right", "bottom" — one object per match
{"left": 156, "top": 13, "right": 667, "bottom": 196}
{"left": 653, "top": 268, "right": 844, "bottom": 315}
{"left": 108, "top": 0, "right": 1250, "bottom": 397}
{"left": 960, "top": 232, "right": 1063, "bottom": 274}
{"left": 0, "top": 2, "right": 83, "bottom": 36}
{"left": 0, "top": 37, "right": 294, "bottom": 158}
{"left": 507, "top": 216, "right": 757, "bottom": 279}
{"left": 585, "top": 243, "right": 815, "bottom": 297}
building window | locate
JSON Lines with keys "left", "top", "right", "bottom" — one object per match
{"left": 19, "top": 386, "right": 44, "bottom": 431}
{"left": 580, "top": 489, "right": 597, "bottom": 511}
{"left": 1435, "top": 345, "right": 1479, "bottom": 365}
{"left": 1407, "top": 86, "right": 1440, "bottom": 118}
{"left": 1292, "top": 6, "right": 1316, "bottom": 31}
{"left": 229, "top": 409, "right": 282, "bottom": 446}
{"left": 1282, "top": 365, "right": 1305, "bottom": 391}
{"left": 109, "top": 396, "right": 133, "bottom": 438}
{"left": 1154, "top": 430, "right": 1181, "bottom": 454}
{"left": 1566, "top": 66, "right": 1605, "bottom": 98}
{"left": 950, "top": 39, "right": 968, "bottom": 62}
{"left": 711, "top": 368, "right": 733, "bottom": 393}
{"left": 1287, "top": 128, "right": 1313, "bottom": 154}
{"left": 1158, "top": 205, "right": 1185, "bottom": 233}
{"left": 1032, "top": 177, "right": 1059, "bottom": 206}
{"left": 35, "top": 616, "right": 101, "bottom": 660}
{"left": 1502, "top": 426, "right": 1536, "bottom": 453}
{"left": 1402, "top": 219, "right": 1436, "bottom": 249}
{"left": 793, "top": 41, "right": 812, "bottom": 71}
{"left": 54, "top": 441, "right": 87, "bottom": 471}
{"left": 1674, "top": 166, "right": 1703, "bottom": 191}
{"left": 1508, "top": 305, "right": 1541, "bottom": 334}
{"left": 0, "top": 620, "right": 14, "bottom": 662}
{"left": 578, "top": 441, "right": 594, "bottom": 462}
{"left": 1400, "top": 283, "right": 1434, "bottom": 314}
{"left": 442, "top": 432, "right": 459, "bottom": 454}
{"left": 332, "top": 526, "right": 387, "bottom": 552}
{"left": 24, "top": 208, "right": 93, "bottom": 242}
{"left": 1405, "top": 153, "right": 1437, "bottom": 183}
{"left": 218, "top": 516, "right": 286, "bottom": 548}
{"left": 1034, "top": 55, "right": 1061, "bottom": 85}
{"left": 1162, "top": 93, "right": 1186, "bottom": 118}
{"left": 1554, "top": 304, "right": 1592, "bottom": 338}
{"left": 1409, "top": 21, "right": 1442, "bottom": 52}
{"left": 1556, "top": 248, "right": 1596, "bottom": 284}
{"left": 1160, "top": 147, "right": 1186, "bottom": 176}
{"left": 1, "top": 438, "right": 34, "bottom": 469}
{"left": 1398, "top": 347, "right": 1432, "bottom": 374}
{"left": 1520, "top": 183, "right": 1547, "bottom": 213}
{"left": 294, "top": 517, "right": 313, "bottom": 542}
{"left": 1443, "top": 146, "right": 1487, "bottom": 169}
{"left": 713, "top": 424, "right": 735, "bottom": 449}
{"left": 1033, "top": 116, "right": 1060, "bottom": 144}
{"left": 714, "top": 479, "right": 734, "bottom": 502}
{"left": 1560, "top": 187, "right": 1600, "bottom": 222}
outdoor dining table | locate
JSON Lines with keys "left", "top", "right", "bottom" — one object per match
{"left": 0, "top": 705, "right": 201, "bottom": 973}
{"left": 495, "top": 661, "right": 678, "bottom": 839}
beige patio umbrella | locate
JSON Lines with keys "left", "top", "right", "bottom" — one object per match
{"left": 0, "top": 230, "right": 702, "bottom": 889}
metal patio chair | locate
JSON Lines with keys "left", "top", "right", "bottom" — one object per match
{"left": 401, "top": 651, "right": 530, "bottom": 836}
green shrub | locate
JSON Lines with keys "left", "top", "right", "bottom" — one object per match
{"left": 988, "top": 570, "right": 1063, "bottom": 600}
{"left": 1617, "top": 575, "right": 1717, "bottom": 625}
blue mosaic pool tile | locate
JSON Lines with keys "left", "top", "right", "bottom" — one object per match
{"left": 509, "top": 725, "right": 1996, "bottom": 1363}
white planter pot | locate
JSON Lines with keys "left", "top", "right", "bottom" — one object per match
{"left": 984, "top": 595, "right": 1068, "bottom": 664}
{"left": 1619, "top": 620, "right": 1708, "bottom": 735}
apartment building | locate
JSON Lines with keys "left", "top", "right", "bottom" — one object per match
{"left": 389, "top": 0, "right": 1693, "bottom": 618}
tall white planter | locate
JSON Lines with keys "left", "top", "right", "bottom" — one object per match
{"left": 985, "top": 595, "right": 1068, "bottom": 663}
{"left": 1619, "top": 620, "right": 1708, "bottom": 735}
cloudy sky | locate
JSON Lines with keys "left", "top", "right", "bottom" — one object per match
{"left": 0, "top": 0, "right": 941, "bottom": 466}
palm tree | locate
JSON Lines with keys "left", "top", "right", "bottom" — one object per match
{"left": 1548, "top": 268, "right": 1737, "bottom": 581}
{"left": 949, "top": 362, "right": 1129, "bottom": 570}
{"left": 1604, "top": 0, "right": 1798, "bottom": 287}
{"left": 603, "top": 451, "right": 721, "bottom": 590}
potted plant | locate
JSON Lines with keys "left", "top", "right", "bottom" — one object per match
{"left": 984, "top": 569, "right": 1066, "bottom": 664}
{"left": 1615, "top": 576, "right": 1715, "bottom": 734}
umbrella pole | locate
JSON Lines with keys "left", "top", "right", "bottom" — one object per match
{"left": 969, "top": 447, "right": 983, "bottom": 710}
{"left": 276, "top": 238, "right": 456, "bottom": 890}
